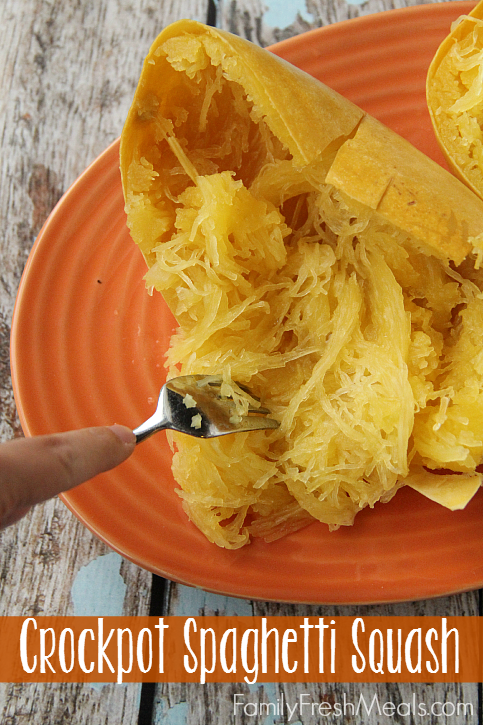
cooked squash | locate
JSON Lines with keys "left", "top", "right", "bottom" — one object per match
{"left": 427, "top": 0, "right": 483, "bottom": 201}
{"left": 121, "top": 21, "right": 483, "bottom": 548}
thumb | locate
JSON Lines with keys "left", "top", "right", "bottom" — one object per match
{"left": 0, "top": 425, "right": 136, "bottom": 529}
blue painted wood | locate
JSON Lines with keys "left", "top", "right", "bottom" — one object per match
{"left": 71, "top": 553, "right": 127, "bottom": 617}
{"left": 153, "top": 700, "right": 190, "bottom": 725}
{"left": 263, "top": 0, "right": 314, "bottom": 27}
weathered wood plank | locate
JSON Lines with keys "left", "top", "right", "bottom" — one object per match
{"left": 0, "top": 0, "right": 209, "bottom": 723}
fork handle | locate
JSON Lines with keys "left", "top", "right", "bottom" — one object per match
{"left": 133, "top": 415, "right": 169, "bottom": 444}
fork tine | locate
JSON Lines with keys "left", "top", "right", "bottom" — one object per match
{"left": 234, "top": 382, "right": 261, "bottom": 401}
{"left": 237, "top": 415, "right": 280, "bottom": 431}
{"left": 206, "top": 378, "right": 263, "bottom": 403}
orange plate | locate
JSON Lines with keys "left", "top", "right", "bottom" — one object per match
{"left": 11, "top": 2, "right": 483, "bottom": 604}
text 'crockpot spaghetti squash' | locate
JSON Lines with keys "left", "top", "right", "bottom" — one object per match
{"left": 121, "top": 20, "right": 483, "bottom": 549}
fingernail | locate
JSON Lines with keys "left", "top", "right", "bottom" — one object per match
{"left": 108, "top": 424, "right": 136, "bottom": 446}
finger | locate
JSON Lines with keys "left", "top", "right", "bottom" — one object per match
{"left": 0, "top": 425, "right": 135, "bottom": 527}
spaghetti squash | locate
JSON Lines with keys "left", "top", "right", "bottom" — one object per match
{"left": 427, "top": 0, "right": 483, "bottom": 200}
{"left": 121, "top": 20, "right": 483, "bottom": 548}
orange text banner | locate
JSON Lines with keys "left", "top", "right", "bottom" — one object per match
{"left": 0, "top": 616, "right": 480, "bottom": 683}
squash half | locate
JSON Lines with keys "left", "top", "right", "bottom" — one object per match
{"left": 121, "top": 20, "right": 483, "bottom": 548}
{"left": 427, "top": 0, "right": 483, "bottom": 200}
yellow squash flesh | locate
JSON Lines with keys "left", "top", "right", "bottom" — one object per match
{"left": 121, "top": 20, "right": 483, "bottom": 548}
{"left": 427, "top": 0, "right": 483, "bottom": 201}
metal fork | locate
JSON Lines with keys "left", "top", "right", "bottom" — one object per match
{"left": 133, "top": 375, "right": 280, "bottom": 443}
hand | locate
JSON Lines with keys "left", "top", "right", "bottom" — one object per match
{"left": 0, "top": 425, "right": 136, "bottom": 529}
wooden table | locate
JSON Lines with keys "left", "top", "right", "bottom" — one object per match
{"left": 0, "top": 0, "right": 478, "bottom": 722}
